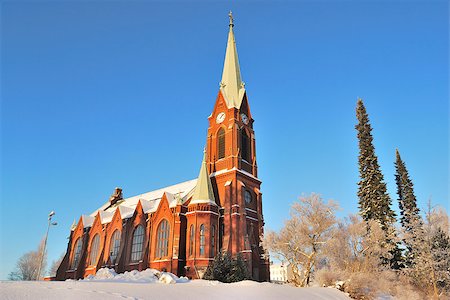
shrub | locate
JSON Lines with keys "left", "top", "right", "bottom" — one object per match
{"left": 203, "top": 251, "right": 250, "bottom": 283}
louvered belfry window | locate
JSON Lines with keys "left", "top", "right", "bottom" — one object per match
{"left": 217, "top": 128, "right": 225, "bottom": 159}
{"left": 241, "top": 129, "right": 250, "bottom": 162}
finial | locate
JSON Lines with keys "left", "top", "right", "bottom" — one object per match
{"left": 228, "top": 11, "right": 234, "bottom": 27}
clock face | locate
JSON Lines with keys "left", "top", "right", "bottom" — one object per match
{"left": 241, "top": 113, "right": 249, "bottom": 125}
{"left": 216, "top": 112, "right": 226, "bottom": 124}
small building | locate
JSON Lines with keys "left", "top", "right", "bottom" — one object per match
{"left": 270, "top": 263, "right": 289, "bottom": 283}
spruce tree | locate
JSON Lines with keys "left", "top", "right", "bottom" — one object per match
{"left": 395, "top": 149, "right": 424, "bottom": 265}
{"left": 355, "top": 99, "right": 400, "bottom": 268}
{"left": 431, "top": 227, "right": 450, "bottom": 292}
{"left": 203, "top": 251, "right": 250, "bottom": 282}
{"left": 229, "top": 253, "right": 250, "bottom": 282}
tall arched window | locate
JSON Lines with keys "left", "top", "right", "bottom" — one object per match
{"left": 156, "top": 219, "right": 170, "bottom": 258}
{"left": 130, "top": 225, "right": 145, "bottom": 262}
{"left": 199, "top": 224, "right": 205, "bottom": 256}
{"left": 71, "top": 238, "right": 83, "bottom": 269}
{"left": 189, "top": 224, "right": 195, "bottom": 257}
{"left": 219, "top": 223, "right": 224, "bottom": 250}
{"left": 211, "top": 225, "right": 216, "bottom": 257}
{"left": 89, "top": 234, "right": 100, "bottom": 266}
{"left": 109, "top": 230, "right": 121, "bottom": 264}
{"left": 241, "top": 129, "right": 250, "bottom": 162}
{"left": 217, "top": 128, "right": 225, "bottom": 159}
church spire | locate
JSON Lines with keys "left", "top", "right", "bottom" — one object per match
{"left": 190, "top": 150, "right": 216, "bottom": 206}
{"left": 220, "top": 11, "right": 246, "bottom": 109}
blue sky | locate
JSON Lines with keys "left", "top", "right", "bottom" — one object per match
{"left": 1, "top": 1, "right": 448, "bottom": 280}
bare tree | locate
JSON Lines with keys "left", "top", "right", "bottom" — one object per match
{"left": 8, "top": 239, "right": 47, "bottom": 281}
{"left": 49, "top": 253, "right": 65, "bottom": 277}
{"left": 264, "top": 193, "right": 338, "bottom": 287}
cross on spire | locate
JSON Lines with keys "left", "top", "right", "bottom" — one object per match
{"left": 228, "top": 11, "right": 234, "bottom": 27}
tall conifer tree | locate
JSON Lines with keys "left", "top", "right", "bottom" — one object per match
{"left": 355, "top": 99, "right": 396, "bottom": 227}
{"left": 395, "top": 149, "right": 424, "bottom": 265}
{"left": 355, "top": 99, "right": 401, "bottom": 268}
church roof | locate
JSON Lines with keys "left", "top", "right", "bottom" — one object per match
{"left": 89, "top": 179, "right": 197, "bottom": 223}
{"left": 190, "top": 151, "right": 216, "bottom": 206}
{"left": 81, "top": 215, "right": 95, "bottom": 228}
{"left": 220, "top": 12, "right": 246, "bottom": 109}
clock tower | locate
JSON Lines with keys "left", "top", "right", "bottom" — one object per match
{"left": 205, "top": 12, "right": 269, "bottom": 281}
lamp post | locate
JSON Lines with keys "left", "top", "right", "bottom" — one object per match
{"left": 37, "top": 211, "right": 57, "bottom": 280}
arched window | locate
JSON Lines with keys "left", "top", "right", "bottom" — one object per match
{"left": 71, "top": 238, "right": 83, "bottom": 269}
{"left": 217, "top": 128, "right": 225, "bottom": 159}
{"left": 109, "top": 230, "right": 121, "bottom": 264}
{"left": 156, "top": 219, "right": 170, "bottom": 258}
{"left": 199, "top": 224, "right": 205, "bottom": 256}
{"left": 219, "top": 223, "right": 224, "bottom": 250}
{"left": 189, "top": 224, "right": 195, "bottom": 257}
{"left": 241, "top": 129, "right": 250, "bottom": 162}
{"left": 89, "top": 234, "right": 100, "bottom": 266}
{"left": 211, "top": 225, "right": 216, "bottom": 257}
{"left": 130, "top": 225, "right": 145, "bottom": 262}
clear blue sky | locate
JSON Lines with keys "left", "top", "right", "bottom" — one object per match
{"left": 1, "top": 1, "right": 448, "bottom": 280}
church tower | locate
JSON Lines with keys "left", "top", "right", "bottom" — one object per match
{"left": 206, "top": 13, "right": 270, "bottom": 281}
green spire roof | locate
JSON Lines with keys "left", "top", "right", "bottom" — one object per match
{"left": 190, "top": 150, "right": 216, "bottom": 206}
{"left": 219, "top": 11, "right": 245, "bottom": 109}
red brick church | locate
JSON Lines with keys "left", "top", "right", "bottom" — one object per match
{"left": 56, "top": 14, "right": 270, "bottom": 281}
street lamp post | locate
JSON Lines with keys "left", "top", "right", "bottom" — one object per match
{"left": 37, "top": 211, "right": 57, "bottom": 280}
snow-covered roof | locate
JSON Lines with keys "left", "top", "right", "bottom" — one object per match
{"left": 99, "top": 211, "right": 114, "bottom": 224}
{"left": 88, "top": 179, "right": 197, "bottom": 224}
{"left": 82, "top": 215, "right": 95, "bottom": 228}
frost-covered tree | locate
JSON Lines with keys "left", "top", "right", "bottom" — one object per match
{"left": 405, "top": 204, "right": 450, "bottom": 298}
{"left": 264, "top": 194, "right": 338, "bottom": 287}
{"left": 8, "top": 239, "right": 47, "bottom": 281}
{"left": 431, "top": 227, "right": 450, "bottom": 292}
{"left": 325, "top": 215, "right": 395, "bottom": 274}
{"left": 49, "top": 253, "right": 65, "bottom": 277}
{"left": 395, "top": 149, "right": 424, "bottom": 266}
{"left": 355, "top": 99, "right": 401, "bottom": 269}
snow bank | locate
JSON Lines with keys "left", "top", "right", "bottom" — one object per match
{"left": 1, "top": 280, "right": 351, "bottom": 300}
{"left": 81, "top": 268, "right": 189, "bottom": 284}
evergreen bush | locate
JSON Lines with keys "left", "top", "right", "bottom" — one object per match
{"left": 203, "top": 251, "right": 250, "bottom": 283}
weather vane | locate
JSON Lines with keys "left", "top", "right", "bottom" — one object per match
{"left": 229, "top": 11, "right": 234, "bottom": 27}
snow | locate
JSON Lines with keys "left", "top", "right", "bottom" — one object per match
{"left": 89, "top": 179, "right": 197, "bottom": 219}
{"left": 81, "top": 215, "right": 95, "bottom": 228}
{"left": 1, "top": 277, "right": 350, "bottom": 300}
{"left": 98, "top": 211, "right": 114, "bottom": 224}
{"left": 81, "top": 268, "right": 188, "bottom": 284}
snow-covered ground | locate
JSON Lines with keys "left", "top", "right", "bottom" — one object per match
{"left": 0, "top": 268, "right": 350, "bottom": 300}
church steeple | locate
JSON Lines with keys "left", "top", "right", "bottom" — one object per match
{"left": 220, "top": 11, "right": 246, "bottom": 109}
{"left": 190, "top": 150, "right": 216, "bottom": 206}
